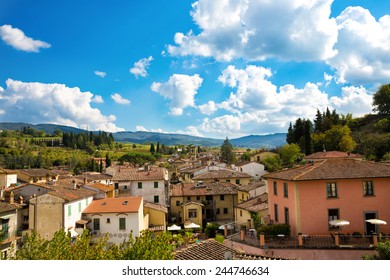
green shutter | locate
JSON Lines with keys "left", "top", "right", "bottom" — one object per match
{"left": 119, "top": 218, "right": 126, "bottom": 230}
{"left": 154, "top": 182, "right": 158, "bottom": 188}
{"left": 138, "top": 182, "right": 142, "bottom": 189}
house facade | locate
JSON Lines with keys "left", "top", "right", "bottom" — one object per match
{"left": 82, "top": 197, "right": 146, "bottom": 244}
{"left": 192, "top": 170, "right": 253, "bottom": 186}
{"left": 0, "top": 201, "right": 22, "bottom": 259}
{"left": 233, "top": 161, "right": 267, "bottom": 181}
{"left": 112, "top": 166, "right": 169, "bottom": 206}
{"left": 0, "top": 168, "right": 17, "bottom": 189}
{"left": 234, "top": 193, "right": 268, "bottom": 227}
{"left": 263, "top": 158, "right": 390, "bottom": 235}
{"left": 15, "top": 168, "right": 59, "bottom": 184}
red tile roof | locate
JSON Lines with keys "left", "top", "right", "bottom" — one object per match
{"left": 263, "top": 158, "right": 390, "bottom": 181}
{"left": 112, "top": 167, "right": 166, "bottom": 181}
{"left": 236, "top": 193, "right": 268, "bottom": 212}
{"left": 304, "top": 151, "right": 363, "bottom": 160}
{"left": 83, "top": 197, "right": 142, "bottom": 214}
{"left": 170, "top": 182, "right": 239, "bottom": 197}
{"left": 192, "top": 170, "right": 252, "bottom": 180}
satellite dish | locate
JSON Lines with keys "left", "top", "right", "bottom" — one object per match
{"left": 224, "top": 251, "right": 232, "bottom": 260}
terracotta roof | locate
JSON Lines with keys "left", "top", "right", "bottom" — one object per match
{"left": 74, "top": 173, "right": 112, "bottom": 182}
{"left": 304, "top": 151, "right": 363, "bottom": 160}
{"left": 174, "top": 239, "right": 284, "bottom": 260}
{"left": 237, "top": 180, "right": 265, "bottom": 192}
{"left": 236, "top": 193, "right": 268, "bottom": 212}
{"left": 16, "top": 168, "right": 54, "bottom": 177}
{"left": 263, "top": 158, "right": 390, "bottom": 181}
{"left": 47, "top": 179, "right": 97, "bottom": 202}
{"left": 112, "top": 167, "right": 166, "bottom": 181}
{"left": 84, "top": 182, "right": 114, "bottom": 192}
{"left": 193, "top": 170, "right": 252, "bottom": 180}
{"left": 144, "top": 202, "right": 168, "bottom": 213}
{"left": 0, "top": 168, "right": 16, "bottom": 175}
{"left": 171, "top": 182, "right": 239, "bottom": 197}
{"left": 83, "top": 197, "right": 142, "bottom": 214}
{"left": 0, "top": 201, "right": 21, "bottom": 213}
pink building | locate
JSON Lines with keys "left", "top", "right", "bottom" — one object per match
{"left": 263, "top": 158, "right": 390, "bottom": 235}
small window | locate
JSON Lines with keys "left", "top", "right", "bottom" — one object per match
{"left": 328, "top": 209, "right": 339, "bottom": 229}
{"left": 154, "top": 195, "right": 159, "bottom": 203}
{"left": 188, "top": 209, "right": 197, "bottom": 218}
{"left": 124, "top": 185, "right": 127, "bottom": 190}
{"left": 154, "top": 182, "right": 158, "bottom": 188}
{"left": 240, "top": 210, "right": 242, "bottom": 217}
{"left": 67, "top": 205, "right": 71, "bottom": 217}
{"left": 363, "top": 181, "right": 374, "bottom": 196}
{"left": 176, "top": 200, "right": 180, "bottom": 206}
{"left": 283, "top": 183, "right": 288, "bottom": 198}
{"left": 93, "top": 218, "right": 100, "bottom": 230}
{"left": 220, "top": 195, "right": 225, "bottom": 201}
{"left": 119, "top": 218, "right": 126, "bottom": 230}
{"left": 196, "top": 196, "right": 200, "bottom": 200}
{"left": 226, "top": 179, "right": 230, "bottom": 182}
{"left": 274, "top": 204, "right": 279, "bottom": 222}
{"left": 273, "top": 181, "right": 277, "bottom": 195}
{"left": 187, "top": 196, "right": 191, "bottom": 201}
{"left": 216, "top": 208, "right": 220, "bottom": 214}
{"left": 284, "top": 207, "right": 289, "bottom": 224}
{"left": 327, "top": 182, "right": 338, "bottom": 198}
{"left": 114, "top": 183, "right": 119, "bottom": 189}
{"left": 106, "top": 218, "right": 111, "bottom": 223}
{"left": 78, "top": 202, "right": 81, "bottom": 213}
{"left": 235, "top": 179, "right": 240, "bottom": 184}
{"left": 138, "top": 182, "right": 142, "bottom": 189}
{"left": 223, "top": 208, "right": 228, "bottom": 214}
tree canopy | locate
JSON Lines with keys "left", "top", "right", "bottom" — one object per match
{"left": 373, "top": 84, "right": 390, "bottom": 115}
{"left": 220, "top": 137, "right": 236, "bottom": 164}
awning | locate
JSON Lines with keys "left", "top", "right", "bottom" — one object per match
{"left": 76, "top": 219, "right": 91, "bottom": 225}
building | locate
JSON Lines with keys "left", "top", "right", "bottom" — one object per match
{"left": 15, "top": 168, "right": 59, "bottom": 184}
{"left": 0, "top": 201, "right": 22, "bottom": 259}
{"left": 144, "top": 202, "right": 168, "bottom": 232}
{"left": 235, "top": 193, "right": 268, "bottom": 228}
{"left": 82, "top": 182, "right": 115, "bottom": 199}
{"left": 28, "top": 180, "right": 96, "bottom": 240}
{"left": 170, "top": 181, "right": 244, "bottom": 225}
{"left": 192, "top": 170, "right": 253, "bottom": 185}
{"left": 263, "top": 158, "right": 390, "bottom": 235}
{"left": 250, "top": 151, "right": 278, "bottom": 163}
{"left": 82, "top": 196, "right": 146, "bottom": 244}
{"left": 0, "top": 168, "right": 17, "bottom": 189}
{"left": 112, "top": 166, "right": 169, "bottom": 206}
{"left": 233, "top": 161, "right": 267, "bottom": 181}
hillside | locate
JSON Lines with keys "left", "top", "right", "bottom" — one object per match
{"left": 0, "top": 122, "right": 287, "bottom": 148}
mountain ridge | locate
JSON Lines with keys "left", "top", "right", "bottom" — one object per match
{"left": 0, "top": 122, "right": 287, "bottom": 148}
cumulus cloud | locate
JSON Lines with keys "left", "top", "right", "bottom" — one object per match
{"left": 111, "top": 93, "right": 130, "bottom": 105}
{"left": 167, "top": 0, "right": 338, "bottom": 62}
{"left": 0, "top": 24, "right": 51, "bottom": 52}
{"left": 130, "top": 56, "right": 153, "bottom": 78}
{"left": 94, "top": 71, "right": 106, "bottom": 78}
{"left": 0, "top": 79, "right": 123, "bottom": 132}
{"left": 198, "top": 100, "right": 218, "bottom": 115}
{"left": 91, "top": 95, "right": 104, "bottom": 103}
{"left": 329, "top": 86, "right": 373, "bottom": 116}
{"left": 136, "top": 125, "right": 148, "bottom": 132}
{"left": 326, "top": 7, "right": 390, "bottom": 84}
{"left": 151, "top": 74, "right": 203, "bottom": 115}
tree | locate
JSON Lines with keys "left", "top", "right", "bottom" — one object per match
{"left": 150, "top": 143, "right": 155, "bottom": 154}
{"left": 262, "top": 155, "right": 282, "bottom": 172}
{"left": 373, "top": 84, "right": 390, "bottom": 115}
{"left": 220, "top": 137, "right": 235, "bottom": 164}
{"left": 281, "top": 144, "right": 303, "bottom": 167}
{"left": 105, "top": 153, "right": 111, "bottom": 168}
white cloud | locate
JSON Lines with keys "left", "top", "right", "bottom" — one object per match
{"left": 91, "top": 95, "right": 104, "bottom": 103}
{"left": 130, "top": 56, "right": 153, "bottom": 78}
{"left": 136, "top": 125, "right": 148, "bottom": 132}
{"left": 327, "top": 7, "right": 390, "bottom": 84}
{"left": 111, "top": 93, "right": 130, "bottom": 105}
{"left": 0, "top": 24, "right": 51, "bottom": 52}
{"left": 198, "top": 100, "right": 218, "bottom": 115}
{"left": 199, "top": 115, "right": 242, "bottom": 137}
{"left": 167, "top": 0, "right": 338, "bottom": 62}
{"left": 94, "top": 71, "right": 106, "bottom": 78}
{"left": 329, "top": 86, "right": 373, "bottom": 116}
{"left": 0, "top": 79, "right": 123, "bottom": 132}
{"left": 151, "top": 74, "right": 203, "bottom": 115}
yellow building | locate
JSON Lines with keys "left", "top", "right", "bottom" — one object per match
{"left": 250, "top": 151, "right": 278, "bottom": 163}
{"left": 15, "top": 168, "right": 59, "bottom": 184}
{"left": 144, "top": 202, "right": 168, "bottom": 232}
{"left": 170, "top": 181, "right": 248, "bottom": 226}
{"left": 235, "top": 193, "right": 268, "bottom": 228}
{"left": 192, "top": 170, "right": 252, "bottom": 185}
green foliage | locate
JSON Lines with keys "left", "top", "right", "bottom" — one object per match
{"left": 262, "top": 155, "right": 282, "bottom": 172}
{"left": 373, "top": 84, "right": 390, "bottom": 115}
{"left": 281, "top": 143, "right": 303, "bottom": 167}
{"left": 118, "top": 152, "right": 156, "bottom": 166}
{"left": 220, "top": 137, "right": 236, "bottom": 164}
{"left": 257, "top": 224, "right": 291, "bottom": 236}
{"left": 363, "top": 240, "right": 390, "bottom": 260}
{"left": 204, "top": 222, "right": 220, "bottom": 238}
{"left": 312, "top": 125, "right": 356, "bottom": 152}
{"left": 214, "top": 234, "right": 225, "bottom": 244}
{"left": 249, "top": 211, "right": 262, "bottom": 229}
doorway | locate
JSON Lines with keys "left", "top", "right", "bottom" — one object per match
{"left": 364, "top": 212, "right": 377, "bottom": 234}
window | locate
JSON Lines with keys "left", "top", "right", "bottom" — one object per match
{"left": 363, "top": 181, "right": 374, "bottom": 196}
{"left": 78, "top": 202, "right": 81, "bottom": 213}
{"left": 326, "top": 182, "right": 338, "bottom": 198}
{"left": 114, "top": 183, "right": 119, "bottom": 189}
{"left": 206, "top": 195, "right": 213, "bottom": 201}
{"left": 240, "top": 210, "right": 243, "bottom": 217}
{"left": 154, "top": 182, "right": 158, "bottom": 188}
{"left": 273, "top": 181, "right": 278, "bottom": 195}
{"left": 328, "top": 209, "right": 339, "bottom": 229}
{"left": 188, "top": 209, "right": 197, "bottom": 218}
{"left": 187, "top": 196, "right": 191, "bottom": 201}
{"left": 67, "top": 205, "right": 71, "bottom": 217}
{"left": 93, "top": 218, "right": 100, "bottom": 230}
{"left": 85, "top": 198, "right": 88, "bottom": 206}
{"left": 226, "top": 179, "right": 231, "bottom": 182}
{"left": 119, "top": 218, "right": 126, "bottom": 230}
{"left": 176, "top": 200, "right": 180, "bottom": 206}
{"left": 106, "top": 218, "right": 111, "bottom": 223}
{"left": 283, "top": 183, "right": 288, "bottom": 198}
{"left": 196, "top": 196, "right": 200, "bottom": 200}
{"left": 124, "top": 185, "right": 127, "bottom": 190}
{"left": 223, "top": 208, "right": 228, "bottom": 214}
{"left": 216, "top": 208, "right": 220, "bottom": 214}
{"left": 284, "top": 207, "right": 289, "bottom": 225}
{"left": 274, "top": 204, "right": 279, "bottom": 222}
{"left": 138, "top": 182, "right": 142, "bottom": 189}
{"left": 235, "top": 179, "right": 240, "bottom": 184}
{"left": 154, "top": 195, "right": 159, "bottom": 203}
{"left": 220, "top": 195, "right": 225, "bottom": 201}
{"left": 241, "top": 193, "right": 244, "bottom": 200}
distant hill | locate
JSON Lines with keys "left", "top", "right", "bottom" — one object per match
{"left": 0, "top": 122, "right": 287, "bottom": 148}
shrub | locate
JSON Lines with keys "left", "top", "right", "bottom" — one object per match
{"left": 204, "top": 222, "right": 220, "bottom": 238}
{"left": 257, "top": 224, "right": 291, "bottom": 236}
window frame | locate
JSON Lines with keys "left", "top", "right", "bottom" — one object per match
{"left": 274, "top": 204, "right": 279, "bottom": 222}
{"left": 93, "top": 218, "right": 100, "bottom": 230}
{"left": 283, "top": 182, "right": 288, "bottom": 198}
{"left": 119, "top": 217, "right": 126, "bottom": 230}
{"left": 326, "top": 182, "right": 338, "bottom": 198}
{"left": 328, "top": 208, "right": 340, "bottom": 230}
{"left": 154, "top": 181, "right": 159, "bottom": 188}
{"left": 363, "top": 181, "right": 374, "bottom": 196}
{"left": 154, "top": 195, "right": 159, "bottom": 203}
{"left": 137, "top": 182, "right": 142, "bottom": 189}
{"left": 273, "top": 181, "right": 278, "bottom": 195}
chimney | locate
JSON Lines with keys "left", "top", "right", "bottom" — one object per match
{"left": 19, "top": 196, "right": 24, "bottom": 205}
{"left": 84, "top": 176, "right": 87, "bottom": 185}
{"left": 9, "top": 191, "right": 14, "bottom": 204}
{"left": 72, "top": 180, "right": 77, "bottom": 190}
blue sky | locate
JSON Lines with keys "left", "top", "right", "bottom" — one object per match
{"left": 0, "top": 0, "right": 389, "bottom": 139}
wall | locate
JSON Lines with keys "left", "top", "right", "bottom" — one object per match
{"left": 116, "top": 180, "right": 167, "bottom": 205}
{"left": 63, "top": 196, "right": 94, "bottom": 233}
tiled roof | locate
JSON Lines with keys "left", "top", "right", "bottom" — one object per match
{"left": 263, "top": 158, "right": 390, "bottom": 181}
{"left": 304, "top": 151, "right": 363, "bottom": 160}
{"left": 48, "top": 179, "right": 97, "bottom": 202}
{"left": 144, "top": 202, "right": 168, "bottom": 213}
{"left": 237, "top": 180, "right": 265, "bottom": 192}
{"left": 170, "top": 182, "right": 239, "bottom": 197}
{"left": 16, "top": 168, "right": 53, "bottom": 177}
{"left": 193, "top": 170, "right": 252, "bottom": 180}
{"left": 0, "top": 168, "right": 16, "bottom": 175}
{"left": 112, "top": 167, "right": 166, "bottom": 181}
{"left": 0, "top": 201, "right": 21, "bottom": 213}
{"left": 74, "top": 173, "right": 112, "bottom": 182}
{"left": 84, "top": 182, "right": 114, "bottom": 192}
{"left": 83, "top": 197, "right": 142, "bottom": 214}
{"left": 174, "top": 239, "right": 284, "bottom": 260}
{"left": 236, "top": 193, "right": 268, "bottom": 212}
